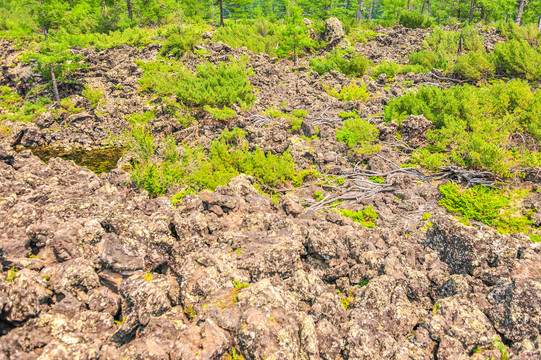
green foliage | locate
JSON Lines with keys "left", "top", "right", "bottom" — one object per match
{"left": 127, "top": 127, "right": 310, "bottom": 198}
{"left": 214, "top": 19, "right": 286, "bottom": 58}
{"left": 493, "top": 40, "right": 541, "bottom": 80}
{"left": 233, "top": 279, "right": 250, "bottom": 289}
{"left": 309, "top": 49, "right": 369, "bottom": 77}
{"left": 399, "top": 11, "right": 430, "bottom": 29}
{"left": 336, "top": 116, "right": 380, "bottom": 155}
{"left": 408, "top": 26, "right": 488, "bottom": 79}
{"left": 324, "top": 82, "right": 370, "bottom": 102}
{"left": 143, "top": 272, "right": 153, "bottom": 282}
{"left": 204, "top": 105, "right": 237, "bottom": 120}
{"left": 126, "top": 110, "right": 156, "bottom": 125}
{"left": 82, "top": 84, "right": 104, "bottom": 109}
{"left": 384, "top": 80, "right": 541, "bottom": 176}
{"left": 6, "top": 267, "right": 17, "bottom": 282}
{"left": 439, "top": 182, "right": 532, "bottom": 234}
{"left": 340, "top": 206, "right": 379, "bottom": 227}
{"left": 1, "top": 96, "right": 50, "bottom": 123}
{"left": 0, "top": 86, "right": 21, "bottom": 110}
{"left": 371, "top": 60, "right": 401, "bottom": 78}
{"left": 60, "top": 97, "right": 84, "bottom": 115}
{"left": 161, "top": 25, "right": 206, "bottom": 58}
{"left": 530, "top": 233, "right": 541, "bottom": 242}
{"left": 137, "top": 57, "right": 256, "bottom": 109}
{"left": 368, "top": 176, "right": 384, "bottom": 183}
{"left": 453, "top": 50, "right": 495, "bottom": 81}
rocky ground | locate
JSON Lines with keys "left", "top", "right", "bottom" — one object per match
{"left": 1, "top": 22, "right": 540, "bottom": 360}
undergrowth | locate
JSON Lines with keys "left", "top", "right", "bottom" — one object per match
{"left": 137, "top": 57, "right": 256, "bottom": 109}
{"left": 384, "top": 79, "right": 541, "bottom": 176}
{"left": 127, "top": 126, "right": 316, "bottom": 198}
{"left": 336, "top": 116, "right": 380, "bottom": 155}
{"left": 439, "top": 182, "right": 532, "bottom": 234}
{"left": 324, "top": 82, "right": 370, "bottom": 102}
{"left": 340, "top": 206, "right": 379, "bottom": 227}
{"left": 310, "top": 49, "right": 369, "bottom": 77}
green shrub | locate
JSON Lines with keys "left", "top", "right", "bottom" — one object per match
{"left": 214, "top": 19, "right": 286, "bottom": 57}
{"left": 204, "top": 105, "right": 237, "bottom": 120}
{"left": 161, "top": 25, "right": 206, "bottom": 58}
{"left": 439, "top": 182, "right": 532, "bottom": 234}
{"left": 1, "top": 96, "right": 50, "bottom": 123}
{"left": 453, "top": 50, "right": 495, "bottom": 80}
{"left": 0, "top": 86, "right": 21, "bottom": 110}
{"left": 408, "top": 50, "right": 438, "bottom": 70}
{"left": 399, "top": 11, "right": 430, "bottom": 29}
{"left": 324, "top": 82, "right": 370, "bottom": 102}
{"left": 497, "top": 22, "right": 540, "bottom": 49}
{"left": 126, "top": 110, "right": 156, "bottom": 124}
{"left": 309, "top": 49, "right": 369, "bottom": 77}
{"left": 371, "top": 60, "right": 401, "bottom": 78}
{"left": 127, "top": 127, "right": 311, "bottom": 198}
{"left": 137, "top": 57, "right": 256, "bottom": 109}
{"left": 340, "top": 206, "right": 379, "bottom": 227}
{"left": 336, "top": 116, "right": 380, "bottom": 155}
{"left": 82, "top": 84, "right": 104, "bottom": 109}
{"left": 493, "top": 40, "right": 541, "bottom": 80}
{"left": 262, "top": 108, "right": 308, "bottom": 131}
{"left": 384, "top": 80, "right": 541, "bottom": 176}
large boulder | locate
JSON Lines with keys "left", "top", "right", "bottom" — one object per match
{"left": 324, "top": 17, "right": 345, "bottom": 48}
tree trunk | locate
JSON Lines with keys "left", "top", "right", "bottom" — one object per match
{"left": 126, "top": 0, "right": 133, "bottom": 21}
{"left": 469, "top": 0, "right": 475, "bottom": 22}
{"left": 357, "top": 0, "right": 363, "bottom": 25}
{"left": 49, "top": 63, "right": 60, "bottom": 102}
{"left": 219, "top": 0, "right": 224, "bottom": 27}
{"left": 538, "top": 15, "right": 541, "bottom": 31}
{"left": 407, "top": 0, "right": 411, "bottom": 10}
{"left": 40, "top": 1, "right": 60, "bottom": 102}
{"left": 369, "top": 0, "right": 374, "bottom": 21}
{"left": 515, "top": 0, "right": 526, "bottom": 25}
{"left": 421, "top": 0, "right": 426, "bottom": 14}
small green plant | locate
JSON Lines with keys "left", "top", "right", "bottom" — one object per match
{"left": 143, "top": 272, "right": 153, "bottom": 282}
{"left": 82, "top": 84, "right": 104, "bottom": 109}
{"left": 324, "top": 82, "right": 370, "bottom": 102}
{"left": 161, "top": 25, "right": 206, "bottom": 58}
{"left": 336, "top": 116, "right": 380, "bottom": 155}
{"left": 114, "top": 316, "right": 126, "bottom": 325}
{"left": 43, "top": 274, "right": 51, "bottom": 281}
{"left": 358, "top": 279, "right": 369, "bottom": 287}
{"left": 432, "top": 302, "right": 441, "bottom": 314}
{"left": 233, "top": 279, "right": 250, "bottom": 289}
{"left": 422, "top": 212, "right": 432, "bottom": 221}
{"left": 529, "top": 233, "right": 541, "bottom": 242}
{"left": 492, "top": 339, "right": 509, "bottom": 360}
{"left": 126, "top": 110, "right": 156, "bottom": 124}
{"left": 223, "top": 347, "right": 246, "bottom": 360}
{"left": 6, "top": 267, "right": 17, "bottom": 282}
{"left": 340, "top": 206, "right": 379, "bottom": 227}
{"left": 439, "top": 183, "right": 532, "bottom": 234}
{"left": 184, "top": 306, "right": 196, "bottom": 319}
{"left": 204, "top": 105, "right": 237, "bottom": 120}
{"left": 368, "top": 176, "right": 384, "bottom": 184}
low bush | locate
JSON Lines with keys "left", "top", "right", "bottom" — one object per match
{"left": 161, "top": 25, "right": 206, "bottom": 58}
{"left": 324, "top": 82, "right": 370, "bottom": 102}
{"left": 82, "top": 84, "right": 104, "bottom": 109}
{"left": 340, "top": 206, "right": 379, "bottom": 227}
{"left": 262, "top": 108, "right": 308, "bottom": 131}
{"left": 439, "top": 182, "right": 532, "bottom": 234}
{"left": 336, "top": 116, "right": 380, "bottom": 155}
{"left": 309, "top": 49, "right": 369, "bottom": 77}
{"left": 204, "top": 105, "right": 237, "bottom": 120}
{"left": 453, "top": 50, "right": 495, "bottom": 81}
{"left": 493, "top": 40, "right": 541, "bottom": 80}
{"left": 137, "top": 57, "right": 256, "bottom": 109}
{"left": 384, "top": 80, "right": 541, "bottom": 176}
{"left": 214, "top": 19, "right": 286, "bottom": 57}
{"left": 127, "top": 127, "right": 313, "bottom": 198}
{"left": 399, "top": 11, "right": 430, "bottom": 29}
